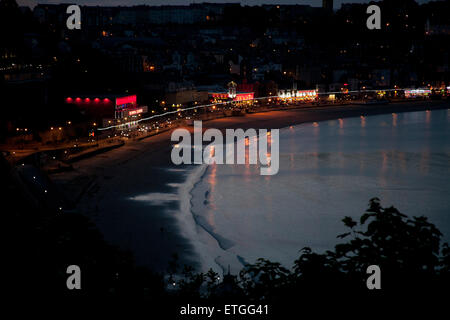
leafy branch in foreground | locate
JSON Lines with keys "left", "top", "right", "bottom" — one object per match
{"left": 173, "top": 198, "right": 450, "bottom": 300}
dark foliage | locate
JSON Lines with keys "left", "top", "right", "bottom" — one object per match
{"left": 171, "top": 198, "right": 450, "bottom": 313}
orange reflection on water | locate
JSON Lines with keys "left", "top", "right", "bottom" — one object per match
{"left": 392, "top": 113, "right": 397, "bottom": 127}
{"left": 244, "top": 146, "right": 251, "bottom": 179}
{"left": 263, "top": 139, "right": 272, "bottom": 176}
{"left": 244, "top": 138, "right": 253, "bottom": 180}
{"left": 426, "top": 110, "right": 431, "bottom": 125}
{"left": 206, "top": 163, "right": 217, "bottom": 227}
{"left": 311, "top": 152, "right": 319, "bottom": 169}
{"left": 263, "top": 152, "right": 273, "bottom": 178}
{"left": 312, "top": 122, "right": 320, "bottom": 138}
{"left": 208, "top": 163, "right": 217, "bottom": 189}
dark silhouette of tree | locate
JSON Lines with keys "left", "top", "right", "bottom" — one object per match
{"left": 167, "top": 197, "right": 448, "bottom": 312}
{"left": 159, "top": 197, "right": 450, "bottom": 316}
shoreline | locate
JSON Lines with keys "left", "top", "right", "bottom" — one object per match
{"left": 51, "top": 100, "right": 449, "bottom": 273}
{"left": 184, "top": 105, "right": 450, "bottom": 274}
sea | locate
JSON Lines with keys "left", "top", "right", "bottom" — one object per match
{"left": 178, "top": 109, "right": 450, "bottom": 274}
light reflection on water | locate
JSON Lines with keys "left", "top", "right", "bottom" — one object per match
{"left": 190, "top": 109, "right": 450, "bottom": 271}
{"left": 205, "top": 163, "right": 217, "bottom": 228}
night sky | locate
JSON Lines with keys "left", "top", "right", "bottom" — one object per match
{"left": 17, "top": 0, "right": 434, "bottom": 9}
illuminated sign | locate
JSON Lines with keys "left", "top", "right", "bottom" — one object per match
{"left": 124, "top": 106, "right": 147, "bottom": 117}
{"left": 234, "top": 92, "right": 254, "bottom": 101}
{"left": 211, "top": 93, "right": 229, "bottom": 99}
{"left": 210, "top": 92, "right": 255, "bottom": 101}
{"left": 278, "top": 90, "right": 317, "bottom": 99}
{"left": 116, "top": 95, "right": 137, "bottom": 106}
{"left": 128, "top": 108, "right": 143, "bottom": 116}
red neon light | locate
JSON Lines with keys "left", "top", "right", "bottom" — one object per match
{"left": 85, "top": 98, "right": 90, "bottom": 102}
{"left": 75, "top": 97, "right": 81, "bottom": 102}
{"left": 104, "top": 98, "right": 110, "bottom": 102}
{"left": 94, "top": 98, "right": 100, "bottom": 102}
{"left": 233, "top": 93, "right": 254, "bottom": 101}
{"left": 66, "top": 97, "right": 73, "bottom": 102}
{"left": 211, "top": 93, "right": 228, "bottom": 99}
{"left": 128, "top": 108, "right": 143, "bottom": 116}
{"left": 116, "top": 95, "right": 136, "bottom": 106}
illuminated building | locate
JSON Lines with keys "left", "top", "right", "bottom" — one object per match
{"left": 209, "top": 92, "right": 254, "bottom": 103}
{"left": 65, "top": 94, "right": 147, "bottom": 126}
{"left": 404, "top": 89, "right": 431, "bottom": 98}
{"left": 278, "top": 89, "right": 318, "bottom": 101}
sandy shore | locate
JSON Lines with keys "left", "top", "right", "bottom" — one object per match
{"left": 52, "top": 100, "right": 450, "bottom": 185}
{"left": 50, "top": 99, "right": 450, "bottom": 272}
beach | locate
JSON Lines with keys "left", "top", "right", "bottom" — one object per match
{"left": 50, "top": 100, "right": 450, "bottom": 273}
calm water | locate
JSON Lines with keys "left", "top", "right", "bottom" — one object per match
{"left": 189, "top": 109, "right": 450, "bottom": 273}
